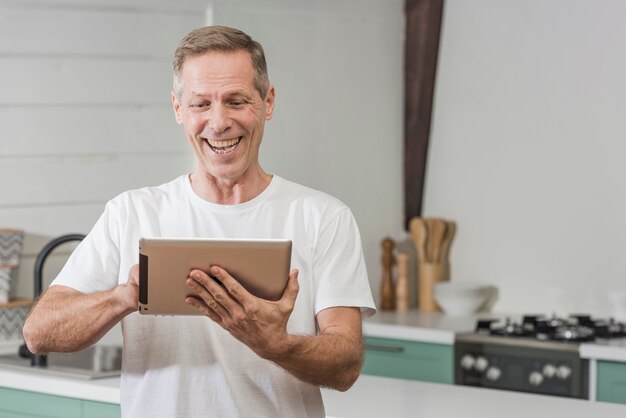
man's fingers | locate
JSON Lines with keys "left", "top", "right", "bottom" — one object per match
{"left": 207, "top": 266, "right": 252, "bottom": 305}
{"left": 185, "top": 295, "right": 224, "bottom": 325}
{"left": 187, "top": 271, "right": 231, "bottom": 312}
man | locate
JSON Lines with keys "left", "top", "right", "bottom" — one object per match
{"left": 23, "top": 26, "right": 375, "bottom": 417}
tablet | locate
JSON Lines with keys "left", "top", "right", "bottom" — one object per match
{"left": 138, "top": 238, "right": 292, "bottom": 315}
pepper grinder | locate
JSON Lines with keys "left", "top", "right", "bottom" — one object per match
{"left": 380, "top": 238, "right": 396, "bottom": 310}
{"left": 395, "top": 252, "right": 410, "bottom": 312}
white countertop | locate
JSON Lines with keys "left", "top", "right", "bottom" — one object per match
{"left": 363, "top": 310, "right": 499, "bottom": 344}
{"left": 0, "top": 367, "right": 120, "bottom": 404}
{"left": 3, "top": 367, "right": 625, "bottom": 418}
{"left": 581, "top": 338, "right": 626, "bottom": 362}
{"left": 323, "top": 375, "right": 626, "bottom": 418}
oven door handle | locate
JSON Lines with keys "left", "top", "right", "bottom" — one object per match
{"left": 364, "top": 343, "right": 405, "bottom": 353}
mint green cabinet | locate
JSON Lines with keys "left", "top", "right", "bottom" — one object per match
{"left": 362, "top": 336, "right": 453, "bottom": 384}
{"left": 0, "top": 387, "right": 81, "bottom": 418}
{"left": 0, "top": 387, "right": 120, "bottom": 418}
{"left": 597, "top": 360, "right": 626, "bottom": 405}
{"left": 82, "top": 400, "right": 121, "bottom": 418}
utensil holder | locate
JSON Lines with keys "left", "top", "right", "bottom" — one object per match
{"left": 418, "top": 262, "right": 449, "bottom": 311}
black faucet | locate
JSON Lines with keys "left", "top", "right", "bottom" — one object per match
{"left": 20, "top": 233, "right": 86, "bottom": 367}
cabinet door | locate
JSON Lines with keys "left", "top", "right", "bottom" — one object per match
{"left": 82, "top": 400, "right": 121, "bottom": 418}
{"left": 597, "top": 360, "right": 626, "bottom": 405}
{"left": 362, "top": 336, "right": 453, "bottom": 384}
{"left": 0, "top": 387, "right": 82, "bottom": 418}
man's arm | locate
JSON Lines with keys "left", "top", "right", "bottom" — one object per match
{"left": 23, "top": 272, "right": 138, "bottom": 355}
{"left": 266, "top": 306, "right": 363, "bottom": 391}
{"left": 186, "top": 266, "right": 364, "bottom": 391}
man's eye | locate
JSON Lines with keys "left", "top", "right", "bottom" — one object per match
{"left": 191, "top": 103, "right": 209, "bottom": 109}
{"left": 229, "top": 101, "right": 245, "bottom": 107}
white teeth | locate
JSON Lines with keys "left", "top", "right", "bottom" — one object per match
{"left": 204, "top": 137, "right": 241, "bottom": 154}
{"left": 207, "top": 138, "right": 240, "bottom": 148}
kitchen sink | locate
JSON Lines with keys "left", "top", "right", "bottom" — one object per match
{"left": 0, "top": 345, "right": 122, "bottom": 380}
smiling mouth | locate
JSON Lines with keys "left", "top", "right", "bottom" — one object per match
{"left": 203, "top": 137, "right": 242, "bottom": 155}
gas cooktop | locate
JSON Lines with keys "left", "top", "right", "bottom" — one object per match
{"left": 473, "top": 314, "right": 626, "bottom": 344}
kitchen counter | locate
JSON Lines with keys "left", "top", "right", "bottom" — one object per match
{"left": 0, "top": 367, "right": 120, "bottom": 404}
{"left": 581, "top": 338, "right": 626, "bottom": 362}
{"left": 363, "top": 309, "right": 500, "bottom": 344}
{"left": 2, "top": 367, "right": 625, "bottom": 417}
{"left": 323, "top": 375, "right": 626, "bottom": 418}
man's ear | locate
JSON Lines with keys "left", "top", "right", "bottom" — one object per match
{"left": 172, "top": 91, "right": 183, "bottom": 125}
{"left": 264, "top": 85, "right": 275, "bottom": 121}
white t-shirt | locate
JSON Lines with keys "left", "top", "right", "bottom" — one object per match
{"left": 53, "top": 174, "right": 376, "bottom": 418}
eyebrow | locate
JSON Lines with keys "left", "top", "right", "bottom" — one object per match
{"left": 188, "top": 90, "right": 252, "bottom": 100}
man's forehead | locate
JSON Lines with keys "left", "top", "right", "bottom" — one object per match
{"left": 181, "top": 50, "right": 254, "bottom": 72}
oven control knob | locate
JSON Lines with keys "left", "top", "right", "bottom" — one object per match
{"left": 474, "top": 356, "right": 489, "bottom": 372}
{"left": 556, "top": 365, "right": 572, "bottom": 380}
{"left": 543, "top": 364, "right": 556, "bottom": 378}
{"left": 486, "top": 366, "right": 501, "bottom": 382}
{"left": 529, "top": 371, "right": 544, "bottom": 386}
{"left": 460, "top": 354, "right": 476, "bottom": 370}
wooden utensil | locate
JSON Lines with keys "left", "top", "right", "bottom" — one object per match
{"left": 439, "top": 220, "right": 456, "bottom": 263}
{"left": 395, "top": 252, "right": 410, "bottom": 312}
{"left": 380, "top": 238, "right": 396, "bottom": 310}
{"left": 409, "top": 217, "right": 428, "bottom": 263}
{"left": 425, "top": 218, "right": 447, "bottom": 263}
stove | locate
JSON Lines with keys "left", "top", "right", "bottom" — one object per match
{"left": 454, "top": 314, "right": 626, "bottom": 399}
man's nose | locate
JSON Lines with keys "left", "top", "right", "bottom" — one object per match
{"left": 208, "top": 104, "right": 232, "bottom": 133}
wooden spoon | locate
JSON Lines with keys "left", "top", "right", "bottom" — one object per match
{"left": 424, "top": 218, "right": 446, "bottom": 263}
{"left": 439, "top": 220, "right": 456, "bottom": 263}
{"left": 409, "top": 217, "right": 428, "bottom": 263}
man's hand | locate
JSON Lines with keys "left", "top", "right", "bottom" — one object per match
{"left": 185, "top": 266, "right": 299, "bottom": 359}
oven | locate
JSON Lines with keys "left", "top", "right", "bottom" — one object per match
{"left": 454, "top": 315, "right": 625, "bottom": 399}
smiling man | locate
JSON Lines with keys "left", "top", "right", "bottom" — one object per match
{"left": 23, "top": 26, "right": 375, "bottom": 418}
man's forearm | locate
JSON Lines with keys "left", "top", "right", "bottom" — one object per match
{"left": 23, "top": 285, "right": 136, "bottom": 354}
{"left": 263, "top": 330, "right": 363, "bottom": 391}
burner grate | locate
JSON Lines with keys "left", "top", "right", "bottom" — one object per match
{"left": 474, "top": 314, "right": 626, "bottom": 343}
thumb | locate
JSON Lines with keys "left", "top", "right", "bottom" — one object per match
{"left": 280, "top": 269, "right": 299, "bottom": 305}
{"left": 128, "top": 264, "right": 139, "bottom": 286}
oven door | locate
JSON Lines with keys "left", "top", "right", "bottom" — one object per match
{"left": 455, "top": 340, "right": 589, "bottom": 399}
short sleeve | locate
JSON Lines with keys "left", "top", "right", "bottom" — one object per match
{"left": 312, "top": 207, "right": 376, "bottom": 318}
{"left": 51, "top": 200, "right": 122, "bottom": 294}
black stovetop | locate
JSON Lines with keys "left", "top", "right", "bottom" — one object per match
{"left": 474, "top": 314, "right": 626, "bottom": 343}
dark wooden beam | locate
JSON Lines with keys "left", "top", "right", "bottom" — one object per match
{"left": 404, "top": 0, "right": 444, "bottom": 229}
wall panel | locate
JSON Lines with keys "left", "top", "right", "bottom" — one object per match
{"left": 0, "top": 9, "right": 203, "bottom": 57}
{"left": 0, "top": 153, "right": 193, "bottom": 206}
{"left": 0, "top": 0, "right": 208, "bottom": 13}
{"left": 0, "top": 107, "right": 185, "bottom": 156}
{"left": 0, "top": 57, "right": 172, "bottom": 105}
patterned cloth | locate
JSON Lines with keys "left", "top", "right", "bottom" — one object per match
{"left": 0, "top": 229, "right": 23, "bottom": 304}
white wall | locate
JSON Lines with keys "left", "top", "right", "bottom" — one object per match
{"left": 211, "top": 0, "right": 405, "bottom": 305}
{"left": 425, "top": 0, "right": 626, "bottom": 318}
{"left": 0, "top": 0, "right": 205, "bottom": 298}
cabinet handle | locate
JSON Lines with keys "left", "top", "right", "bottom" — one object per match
{"left": 365, "top": 343, "right": 405, "bottom": 353}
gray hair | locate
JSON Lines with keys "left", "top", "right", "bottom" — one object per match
{"left": 172, "top": 25, "right": 270, "bottom": 98}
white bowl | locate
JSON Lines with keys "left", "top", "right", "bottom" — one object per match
{"left": 434, "top": 282, "right": 492, "bottom": 293}
{"left": 433, "top": 282, "right": 493, "bottom": 315}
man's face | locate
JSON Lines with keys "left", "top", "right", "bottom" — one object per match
{"left": 172, "top": 50, "right": 274, "bottom": 183}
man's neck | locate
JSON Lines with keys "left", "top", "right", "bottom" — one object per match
{"left": 189, "top": 169, "right": 272, "bottom": 205}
